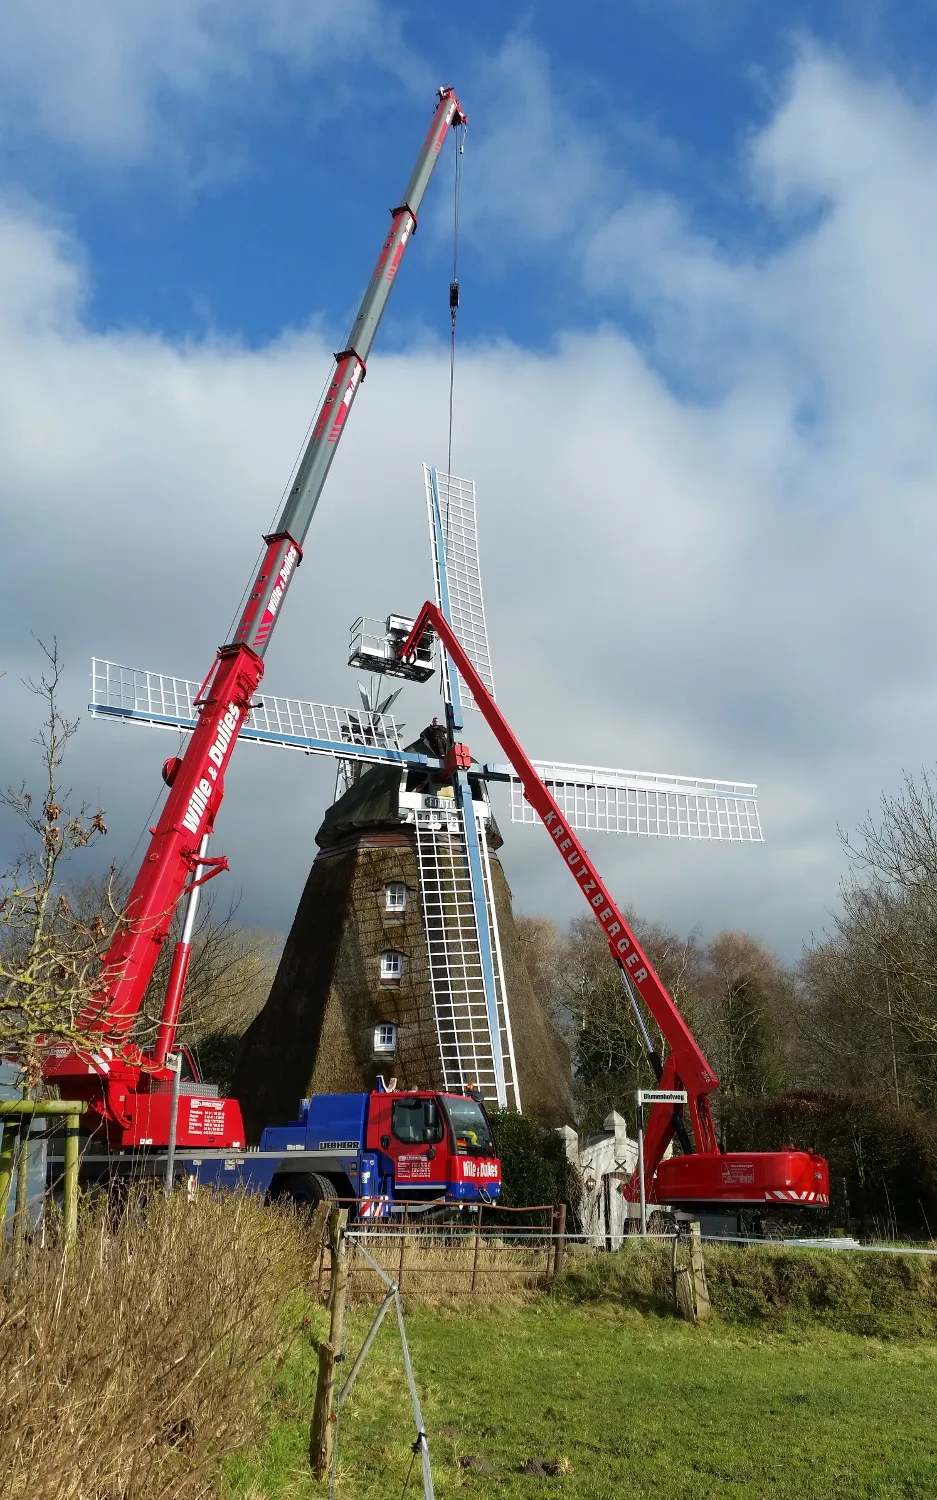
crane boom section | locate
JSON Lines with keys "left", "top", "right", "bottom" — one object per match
{"left": 75, "top": 646, "right": 259, "bottom": 1040}
{"left": 58, "top": 92, "right": 466, "bottom": 1063}
{"left": 400, "top": 602, "right": 721, "bottom": 1156}
{"left": 233, "top": 89, "right": 466, "bottom": 659}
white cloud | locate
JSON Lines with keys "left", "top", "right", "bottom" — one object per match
{"left": 4, "top": 44, "right": 937, "bottom": 965}
{"left": 453, "top": 35, "right": 623, "bottom": 262}
{"left": 0, "top": 0, "right": 414, "bottom": 166}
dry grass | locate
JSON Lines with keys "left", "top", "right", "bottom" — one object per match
{"left": 0, "top": 1190, "right": 318, "bottom": 1500}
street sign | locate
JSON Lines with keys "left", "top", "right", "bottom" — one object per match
{"left": 637, "top": 1089, "right": 688, "bottom": 1107}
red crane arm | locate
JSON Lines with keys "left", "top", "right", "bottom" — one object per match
{"left": 399, "top": 601, "right": 721, "bottom": 1160}
{"left": 55, "top": 90, "right": 467, "bottom": 1071}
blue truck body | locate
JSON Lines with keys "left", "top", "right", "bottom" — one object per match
{"left": 178, "top": 1089, "right": 502, "bottom": 1214}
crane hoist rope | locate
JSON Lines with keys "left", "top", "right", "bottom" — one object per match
{"left": 446, "top": 121, "right": 464, "bottom": 483}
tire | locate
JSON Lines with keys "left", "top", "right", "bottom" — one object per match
{"left": 645, "top": 1208, "right": 678, "bottom": 1238}
{"left": 273, "top": 1172, "right": 339, "bottom": 1211}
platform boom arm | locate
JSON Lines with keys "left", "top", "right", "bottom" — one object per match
{"left": 399, "top": 602, "right": 721, "bottom": 1172}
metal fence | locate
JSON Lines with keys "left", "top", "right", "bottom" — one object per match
{"left": 316, "top": 1201, "right": 571, "bottom": 1297}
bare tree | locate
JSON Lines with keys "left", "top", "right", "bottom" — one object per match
{"left": 0, "top": 642, "right": 116, "bottom": 1091}
{"left": 140, "top": 888, "right": 280, "bottom": 1081}
{"left": 64, "top": 871, "right": 281, "bottom": 1088}
{"left": 799, "top": 769, "right": 937, "bottom": 1110}
{"left": 695, "top": 932, "right": 789, "bottom": 1098}
{"left": 552, "top": 913, "right": 705, "bottom": 1128}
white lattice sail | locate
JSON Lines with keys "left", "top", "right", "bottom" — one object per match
{"left": 90, "top": 659, "right": 404, "bottom": 759}
{"left": 424, "top": 466, "right": 495, "bottom": 712}
{"left": 413, "top": 799, "right": 520, "bottom": 1111}
{"left": 512, "top": 761, "right": 763, "bottom": 841}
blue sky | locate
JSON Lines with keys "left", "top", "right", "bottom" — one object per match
{"left": 10, "top": 2, "right": 933, "bottom": 349}
{"left": 3, "top": 2, "right": 937, "bottom": 960}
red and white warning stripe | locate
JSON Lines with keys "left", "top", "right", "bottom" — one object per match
{"left": 359, "top": 1196, "right": 391, "bottom": 1219}
{"left": 765, "top": 1189, "right": 830, "bottom": 1205}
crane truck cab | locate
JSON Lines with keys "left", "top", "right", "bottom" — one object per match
{"left": 254, "top": 1086, "right": 501, "bottom": 1215}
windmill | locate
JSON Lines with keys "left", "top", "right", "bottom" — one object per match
{"left": 345, "top": 468, "right": 521, "bottom": 1113}
{"left": 88, "top": 466, "right": 762, "bottom": 1127}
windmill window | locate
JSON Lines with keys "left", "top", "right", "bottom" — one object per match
{"left": 380, "top": 951, "right": 404, "bottom": 982}
{"left": 384, "top": 883, "right": 407, "bottom": 913}
{"left": 373, "top": 1023, "right": 397, "bottom": 1054}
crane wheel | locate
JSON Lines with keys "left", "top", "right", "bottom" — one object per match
{"left": 271, "top": 1171, "right": 339, "bottom": 1213}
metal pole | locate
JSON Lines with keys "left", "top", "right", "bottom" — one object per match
{"left": 553, "top": 1203, "right": 567, "bottom": 1279}
{"left": 470, "top": 1202, "right": 483, "bottom": 1293}
{"left": 637, "top": 1099, "right": 647, "bottom": 1238}
{"left": 154, "top": 833, "right": 210, "bottom": 1066}
{"left": 12, "top": 1116, "right": 31, "bottom": 1247}
{"left": 63, "top": 1111, "right": 80, "bottom": 1263}
{"left": 397, "top": 1204, "right": 409, "bottom": 1295}
{"left": 164, "top": 1051, "right": 182, "bottom": 1194}
{"left": 316, "top": 1233, "right": 327, "bottom": 1302}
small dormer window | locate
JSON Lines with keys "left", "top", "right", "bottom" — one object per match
{"left": 385, "top": 883, "right": 407, "bottom": 913}
{"left": 380, "top": 951, "right": 404, "bottom": 982}
{"left": 374, "top": 1022, "right": 397, "bottom": 1055}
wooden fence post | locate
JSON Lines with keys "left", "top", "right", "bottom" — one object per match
{"left": 689, "top": 1221, "right": 711, "bottom": 1322}
{"left": 552, "top": 1203, "right": 567, "bottom": 1280}
{"left": 309, "top": 1206, "right": 349, "bottom": 1479}
{"left": 672, "top": 1220, "right": 710, "bottom": 1324}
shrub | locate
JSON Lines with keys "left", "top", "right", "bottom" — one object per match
{"left": 556, "top": 1239, "right": 937, "bottom": 1337}
{"left": 489, "top": 1108, "right": 580, "bottom": 1221}
{"left": 0, "top": 1189, "right": 313, "bottom": 1500}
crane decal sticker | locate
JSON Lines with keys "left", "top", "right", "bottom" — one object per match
{"left": 543, "top": 810, "right": 649, "bottom": 979}
{"left": 181, "top": 701, "right": 243, "bottom": 834}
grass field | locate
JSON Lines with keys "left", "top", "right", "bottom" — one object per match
{"left": 227, "top": 1300, "right": 937, "bottom": 1499}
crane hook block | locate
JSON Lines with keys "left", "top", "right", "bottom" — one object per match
{"left": 162, "top": 756, "right": 182, "bottom": 788}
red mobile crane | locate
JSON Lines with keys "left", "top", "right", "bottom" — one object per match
{"left": 44, "top": 89, "right": 468, "bottom": 1150}
{"left": 399, "top": 602, "right": 830, "bottom": 1212}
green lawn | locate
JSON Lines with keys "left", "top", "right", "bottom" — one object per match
{"left": 227, "top": 1302, "right": 937, "bottom": 1499}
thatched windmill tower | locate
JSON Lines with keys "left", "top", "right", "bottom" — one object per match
{"left": 232, "top": 721, "right": 576, "bottom": 1139}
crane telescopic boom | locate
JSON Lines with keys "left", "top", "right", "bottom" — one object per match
{"left": 47, "top": 90, "right": 466, "bottom": 1121}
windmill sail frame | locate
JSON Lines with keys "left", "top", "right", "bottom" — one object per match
{"left": 424, "top": 466, "right": 495, "bottom": 712}
{"left": 406, "top": 791, "right": 520, "bottom": 1112}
